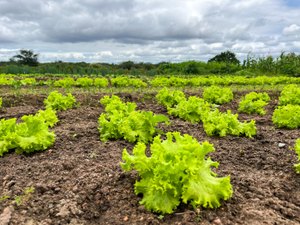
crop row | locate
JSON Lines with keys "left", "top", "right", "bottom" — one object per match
{"left": 1, "top": 75, "right": 300, "bottom": 88}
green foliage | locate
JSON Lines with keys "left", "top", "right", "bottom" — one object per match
{"left": 10, "top": 49, "right": 39, "bottom": 66}
{"left": 53, "top": 77, "right": 76, "bottom": 88}
{"left": 14, "top": 115, "right": 56, "bottom": 154}
{"left": 155, "top": 88, "right": 186, "bottom": 108}
{"left": 278, "top": 84, "right": 300, "bottom": 105}
{"left": 44, "top": 91, "right": 76, "bottom": 111}
{"left": 202, "top": 110, "right": 257, "bottom": 137}
{"left": 94, "top": 78, "right": 109, "bottom": 87}
{"left": 0, "top": 109, "right": 57, "bottom": 156}
{"left": 272, "top": 104, "right": 300, "bottom": 129}
{"left": 0, "top": 118, "right": 17, "bottom": 156}
{"left": 0, "top": 77, "right": 14, "bottom": 85}
{"left": 208, "top": 51, "right": 240, "bottom": 65}
{"left": 20, "top": 78, "right": 37, "bottom": 86}
{"left": 111, "top": 76, "right": 147, "bottom": 88}
{"left": 2, "top": 51, "right": 300, "bottom": 76}
{"left": 238, "top": 92, "right": 270, "bottom": 115}
{"left": 14, "top": 186, "right": 35, "bottom": 206}
{"left": 168, "top": 96, "right": 211, "bottom": 124}
{"left": 121, "top": 132, "right": 233, "bottom": 214}
{"left": 98, "top": 97, "right": 136, "bottom": 142}
{"left": 294, "top": 139, "right": 300, "bottom": 173}
{"left": 98, "top": 95, "right": 168, "bottom": 143}
{"left": 32, "top": 108, "right": 59, "bottom": 127}
{"left": 0, "top": 97, "right": 2, "bottom": 108}
{"left": 118, "top": 111, "right": 169, "bottom": 143}
{"left": 100, "top": 95, "right": 136, "bottom": 114}
{"left": 75, "top": 77, "right": 93, "bottom": 87}
{"left": 202, "top": 86, "right": 233, "bottom": 104}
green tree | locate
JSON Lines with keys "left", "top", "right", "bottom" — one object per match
{"left": 208, "top": 51, "right": 240, "bottom": 65}
{"left": 10, "top": 49, "right": 39, "bottom": 66}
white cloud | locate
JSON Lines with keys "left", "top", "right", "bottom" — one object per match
{"left": 283, "top": 24, "right": 300, "bottom": 35}
{"left": 0, "top": 0, "right": 300, "bottom": 62}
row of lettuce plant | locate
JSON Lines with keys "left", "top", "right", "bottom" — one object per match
{"left": 0, "top": 91, "right": 76, "bottom": 157}
{"left": 2, "top": 75, "right": 300, "bottom": 88}
{"left": 156, "top": 88, "right": 256, "bottom": 137}
{"left": 150, "top": 75, "right": 300, "bottom": 87}
{"left": 97, "top": 95, "right": 233, "bottom": 214}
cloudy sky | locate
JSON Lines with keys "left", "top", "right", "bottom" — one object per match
{"left": 1, "top": 0, "right": 300, "bottom": 63}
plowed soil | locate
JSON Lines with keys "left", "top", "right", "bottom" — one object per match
{"left": 0, "top": 91, "right": 300, "bottom": 225}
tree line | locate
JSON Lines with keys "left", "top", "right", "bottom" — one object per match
{"left": 0, "top": 49, "right": 300, "bottom": 76}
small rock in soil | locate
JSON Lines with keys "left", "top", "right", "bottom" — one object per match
{"left": 278, "top": 143, "right": 286, "bottom": 148}
{"left": 0, "top": 206, "right": 14, "bottom": 225}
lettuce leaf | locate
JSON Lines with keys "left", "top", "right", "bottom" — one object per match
{"left": 169, "top": 96, "right": 211, "bottom": 124}
{"left": 202, "top": 86, "right": 233, "bottom": 105}
{"left": 22, "top": 108, "right": 59, "bottom": 128}
{"left": 238, "top": 92, "right": 270, "bottom": 115}
{"left": 272, "top": 104, "right": 300, "bottom": 129}
{"left": 99, "top": 95, "right": 169, "bottom": 143}
{"left": 156, "top": 88, "right": 186, "bottom": 108}
{"left": 0, "top": 118, "right": 17, "bottom": 156}
{"left": 15, "top": 115, "right": 55, "bottom": 154}
{"left": 203, "top": 109, "right": 256, "bottom": 137}
{"left": 44, "top": 91, "right": 76, "bottom": 111}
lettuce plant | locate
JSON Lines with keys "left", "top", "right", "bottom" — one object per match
{"left": 53, "top": 77, "right": 76, "bottom": 88}
{"left": 121, "top": 132, "right": 233, "bottom": 214}
{"left": 15, "top": 115, "right": 55, "bottom": 154}
{"left": 168, "top": 96, "right": 211, "bottom": 124}
{"left": 238, "top": 92, "right": 270, "bottom": 115}
{"left": 32, "top": 108, "right": 59, "bottom": 127}
{"left": 0, "top": 111, "right": 56, "bottom": 156}
{"left": 272, "top": 104, "right": 300, "bottom": 129}
{"left": 75, "top": 77, "right": 93, "bottom": 87}
{"left": 156, "top": 88, "right": 186, "bottom": 108}
{"left": 0, "top": 118, "right": 17, "bottom": 156}
{"left": 44, "top": 91, "right": 76, "bottom": 111}
{"left": 111, "top": 77, "right": 147, "bottom": 88}
{"left": 202, "top": 109, "right": 256, "bottom": 137}
{"left": 279, "top": 84, "right": 300, "bottom": 106}
{"left": 99, "top": 95, "right": 168, "bottom": 143}
{"left": 20, "top": 78, "right": 37, "bottom": 86}
{"left": 202, "top": 86, "right": 233, "bottom": 104}
{"left": 94, "top": 78, "right": 109, "bottom": 87}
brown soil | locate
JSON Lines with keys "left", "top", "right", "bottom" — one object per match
{"left": 0, "top": 91, "right": 300, "bottom": 225}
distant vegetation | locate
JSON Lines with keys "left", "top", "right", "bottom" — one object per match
{"left": 1, "top": 50, "right": 300, "bottom": 76}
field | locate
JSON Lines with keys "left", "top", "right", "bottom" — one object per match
{"left": 0, "top": 77, "right": 300, "bottom": 225}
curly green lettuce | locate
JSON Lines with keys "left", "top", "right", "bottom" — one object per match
{"left": 155, "top": 88, "right": 186, "bottom": 108}
{"left": 15, "top": 115, "right": 55, "bottom": 154}
{"left": 203, "top": 86, "right": 233, "bottom": 105}
{"left": 99, "top": 95, "right": 168, "bottom": 143}
{"left": 44, "top": 91, "right": 76, "bottom": 111}
{"left": 272, "top": 104, "right": 300, "bottom": 129}
{"left": 0, "top": 118, "right": 17, "bottom": 156}
{"left": 168, "top": 96, "right": 211, "bottom": 124}
{"left": 121, "top": 132, "right": 233, "bottom": 214}
{"left": 202, "top": 109, "right": 256, "bottom": 137}
{"left": 238, "top": 92, "right": 270, "bottom": 115}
